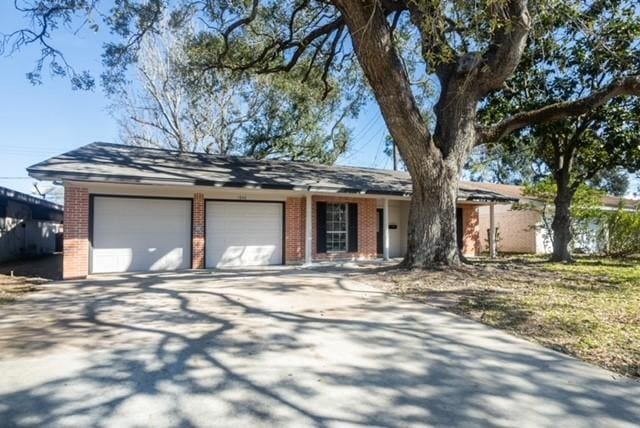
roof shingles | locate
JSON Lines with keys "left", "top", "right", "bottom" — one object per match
{"left": 28, "top": 142, "right": 517, "bottom": 202}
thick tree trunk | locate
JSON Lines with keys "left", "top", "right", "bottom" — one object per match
{"left": 550, "top": 174, "right": 576, "bottom": 262}
{"left": 401, "top": 77, "right": 478, "bottom": 267}
{"left": 332, "top": 0, "right": 489, "bottom": 268}
{"left": 403, "top": 161, "right": 461, "bottom": 267}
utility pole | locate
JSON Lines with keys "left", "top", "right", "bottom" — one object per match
{"left": 392, "top": 140, "right": 398, "bottom": 171}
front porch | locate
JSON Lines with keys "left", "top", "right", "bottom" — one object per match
{"left": 284, "top": 194, "right": 498, "bottom": 265}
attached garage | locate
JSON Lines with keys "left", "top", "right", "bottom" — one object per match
{"left": 91, "top": 196, "right": 192, "bottom": 274}
{"left": 206, "top": 201, "right": 283, "bottom": 268}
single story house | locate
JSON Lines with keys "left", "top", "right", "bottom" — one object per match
{"left": 0, "top": 186, "right": 63, "bottom": 263}
{"left": 28, "top": 142, "right": 517, "bottom": 279}
{"left": 473, "top": 182, "right": 639, "bottom": 254}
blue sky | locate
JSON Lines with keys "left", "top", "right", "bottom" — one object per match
{"left": 0, "top": 3, "right": 637, "bottom": 199}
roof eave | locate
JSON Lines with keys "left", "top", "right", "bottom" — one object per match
{"left": 28, "top": 169, "right": 517, "bottom": 203}
{"left": 28, "top": 169, "right": 413, "bottom": 197}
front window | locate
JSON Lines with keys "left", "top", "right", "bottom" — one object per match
{"left": 326, "top": 203, "right": 348, "bottom": 252}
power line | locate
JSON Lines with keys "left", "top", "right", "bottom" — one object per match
{"left": 342, "top": 122, "right": 386, "bottom": 162}
{"left": 371, "top": 132, "right": 386, "bottom": 168}
{"left": 342, "top": 113, "right": 383, "bottom": 161}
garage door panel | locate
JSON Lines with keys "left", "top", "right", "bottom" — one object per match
{"left": 92, "top": 197, "right": 191, "bottom": 273}
{"left": 206, "top": 201, "right": 282, "bottom": 268}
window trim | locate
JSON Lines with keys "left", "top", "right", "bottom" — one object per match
{"left": 325, "top": 203, "right": 349, "bottom": 253}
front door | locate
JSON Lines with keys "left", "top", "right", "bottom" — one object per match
{"left": 376, "top": 208, "right": 384, "bottom": 255}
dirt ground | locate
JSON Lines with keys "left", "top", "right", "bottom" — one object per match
{"left": 0, "top": 253, "right": 62, "bottom": 280}
{"left": 0, "top": 254, "right": 61, "bottom": 304}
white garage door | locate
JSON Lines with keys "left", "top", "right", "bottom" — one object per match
{"left": 206, "top": 201, "right": 283, "bottom": 268}
{"left": 92, "top": 197, "right": 191, "bottom": 273}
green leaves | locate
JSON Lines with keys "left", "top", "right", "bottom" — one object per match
{"left": 602, "top": 207, "right": 640, "bottom": 257}
{"left": 475, "top": 0, "right": 640, "bottom": 191}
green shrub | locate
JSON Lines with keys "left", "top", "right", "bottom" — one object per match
{"left": 601, "top": 208, "right": 640, "bottom": 257}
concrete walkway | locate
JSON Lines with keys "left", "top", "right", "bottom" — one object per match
{"left": 0, "top": 268, "right": 638, "bottom": 427}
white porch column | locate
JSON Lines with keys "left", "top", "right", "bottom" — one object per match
{"left": 489, "top": 203, "right": 497, "bottom": 259}
{"left": 305, "top": 193, "right": 313, "bottom": 265}
{"left": 383, "top": 198, "right": 390, "bottom": 260}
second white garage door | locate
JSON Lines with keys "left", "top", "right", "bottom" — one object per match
{"left": 206, "top": 201, "right": 283, "bottom": 268}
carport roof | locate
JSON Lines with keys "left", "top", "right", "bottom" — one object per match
{"left": 28, "top": 142, "right": 517, "bottom": 202}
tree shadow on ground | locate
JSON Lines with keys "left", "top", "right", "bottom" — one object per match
{"left": 0, "top": 269, "right": 639, "bottom": 427}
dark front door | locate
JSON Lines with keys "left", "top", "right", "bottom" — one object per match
{"left": 456, "top": 207, "right": 463, "bottom": 250}
{"left": 376, "top": 208, "right": 384, "bottom": 254}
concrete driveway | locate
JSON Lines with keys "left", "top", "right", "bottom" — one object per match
{"left": 1, "top": 268, "right": 638, "bottom": 427}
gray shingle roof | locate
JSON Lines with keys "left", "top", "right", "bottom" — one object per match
{"left": 27, "top": 142, "right": 517, "bottom": 202}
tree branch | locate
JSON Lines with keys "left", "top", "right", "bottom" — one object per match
{"left": 257, "top": 17, "right": 344, "bottom": 74}
{"left": 320, "top": 24, "right": 344, "bottom": 98}
{"left": 477, "top": 0, "right": 531, "bottom": 93}
{"left": 218, "top": 0, "right": 260, "bottom": 58}
{"left": 332, "top": 0, "right": 432, "bottom": 161}
{"left": 479, "top": 76, "right": 640, "bottom": 144}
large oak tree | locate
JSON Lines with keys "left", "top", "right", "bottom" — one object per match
{"left": 5, "top": 0, "right": 640, "bottom": 267}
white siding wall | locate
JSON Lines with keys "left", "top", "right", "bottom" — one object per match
{"left": 387, "top": 201, "right": 409, "bottom": 258}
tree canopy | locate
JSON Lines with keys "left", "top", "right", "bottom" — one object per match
{"left": 468, "top": 0, "right": 640, "bottom": 260}
{"left": 109, "top": 15, "right": 361, "bottom": 162}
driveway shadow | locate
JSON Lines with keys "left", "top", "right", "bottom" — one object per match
{"left": 0, "top": 270, "right": 638, "bottom": 427}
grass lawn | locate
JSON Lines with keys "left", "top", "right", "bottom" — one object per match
{"left": 372, "top": 256, "right": 640, "bottom": 378}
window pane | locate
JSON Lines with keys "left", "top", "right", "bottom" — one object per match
{"left": 325, "top": 203, "right": 348, "bottom": 252}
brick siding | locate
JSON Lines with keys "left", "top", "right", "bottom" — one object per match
{"left": 62, "top": 188, "right": 482, "bottom": 276}
{"left": 461, "top": 205, "right": 480, "bottom": 256}
{"left": 192, "top": 193, "right": 205, "bottom": 268}
{"left": 478, "top": 204, "right": 539, "bottom": 253}
{"left": 63, "top": 185, "right": 89, "bottom": 279}
{"left": 285, "top": 197, "right": 306, "bottom": 263}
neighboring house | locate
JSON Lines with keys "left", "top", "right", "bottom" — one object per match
{"left": 27, "top": 143, "right": 517, "bottom": 279}
{"left": 0, "top": 186, "right": 63, "bottom": 263}
{"left": 473, "top": 182, "right": 639, "bottom": 254}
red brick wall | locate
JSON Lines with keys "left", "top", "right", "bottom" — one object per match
{"left": 311, "top": 196, "right": 377, "bottom": 261}
{"left": 478, "top": 204, "right": 538, "bottom": 253}
{"left": 285, "top": 197, "right": 306, "bottom": 263}
{"left": 192, "top": 193, "right": 205, "bottom": 269}
{"left": 63, "top": 185, "right": 89, "bottom": 279}
{"left": 461, "top": 205, "right": 480, "bottom": 256}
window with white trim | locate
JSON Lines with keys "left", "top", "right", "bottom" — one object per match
{"left": 326, "top": 203, "right": 348, "bottom": 252}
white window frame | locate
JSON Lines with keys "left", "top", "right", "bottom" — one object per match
{"left": 326, "top": 203, "right": 348, "bottom": 253}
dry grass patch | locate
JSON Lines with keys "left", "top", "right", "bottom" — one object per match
{"left": 368, "top": 257, "right": 640, "bottom": 378}
{"left": 0, "top": 275, "right": 47, "bottom": 305}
